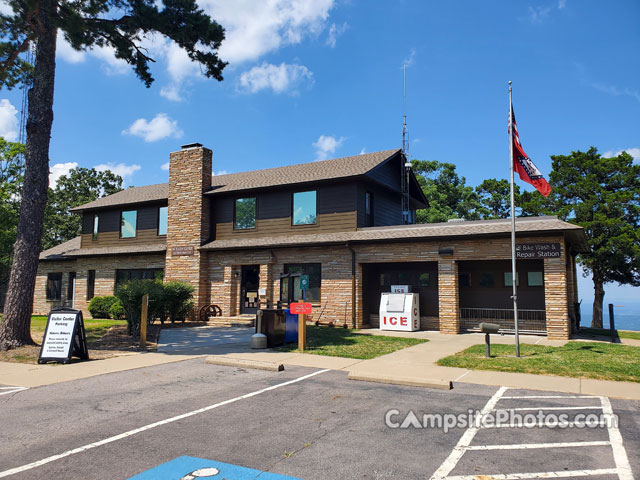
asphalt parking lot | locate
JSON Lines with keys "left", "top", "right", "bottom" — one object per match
{"left": 0, "top": 358, "right": 638, "bottom": 479}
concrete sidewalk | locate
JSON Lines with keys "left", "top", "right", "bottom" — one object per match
{"left": 1, "top": 325, "right": 638, "bottom": 399}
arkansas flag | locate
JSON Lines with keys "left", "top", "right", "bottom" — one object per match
{"left": 508, "top": 108, "right": 552, "bottom": 197}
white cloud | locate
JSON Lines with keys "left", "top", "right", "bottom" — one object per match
{"left": 56, "top": 32, "right": 86, "bottom": 64}
{"left": 56, "top": 31, "right": 129, "bottom": 74}
{"left": 403, "top": 48, "right": 416, "bottom": 68}
{"left": 313, "top": 134, "right": 344, "bottom": 161}
{"left": 558, "top": 0, "right": 567, "bottom": 8}
{"left": 326, "top": 22, "right": 348, "bottom": 48}
{"left": 0, "top": 99, "right": 19, "bottom": 142}
{"left": 122, "top": 113, "right": 184, "bottom": 142}
{"left": 161, "top": 161, "right": 170, "bottom": 171}
{"left": 587, "top": 82, "right": 640, "bottom": 103}
{"left": 601, "top": 148, "right": 640, "bottom": 162}
{"left": 201, "top": 0, "right": 334, "bottom": 64}
{"left": 528, "top": 5, "right": 553, "bottom": 23}
{"left": 48, "top": 162, "right": 78, "bottom": 186}
{"left": 359, "top": 148, "right": 366, "bottom": 155}
{"left": 94, "top": 162, "right": 141, "bottom": 182}
{"left": 0, "top": 0, "right": 13, "bottom": 15}
{"left": 213, "top": 170, "right": 229, "bottom": 176}
{"left": 238, "top": 62, "right": 313, "bottom": 95}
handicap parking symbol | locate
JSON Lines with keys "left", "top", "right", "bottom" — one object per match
{"left": 128, "top": 456, "right": 301, "bottom": 480}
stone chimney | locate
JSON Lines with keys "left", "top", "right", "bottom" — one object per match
{"left": 164, "top": 143, "right": 212, "bottom": 312}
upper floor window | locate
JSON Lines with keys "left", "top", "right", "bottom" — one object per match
{"left": 293, "top": 191, "right": 317, "bottom": 225}
{"left": 92, "top": 214, "right": 99, "bottom": 241}
{"left": 120, "top": 210, "right": 137, "bottom": 238}
{"left": 235, "top": 197, "right": 256, "bottom": 230}
{"left": 365, "top": 192, "right": 374, "bottom": 227}
{"left": 158, "top": 206, "right": 168, "bottom": 236}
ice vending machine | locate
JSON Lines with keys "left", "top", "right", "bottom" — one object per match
{"left": 379, "top": 293, "right": 420, "bottom": 331}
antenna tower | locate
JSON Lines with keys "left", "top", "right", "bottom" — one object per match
{"left": 401, "top": 63, "right": 412, "bottom": 224}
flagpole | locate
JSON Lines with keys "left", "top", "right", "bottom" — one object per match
{"left": 508, "top": 81, "right": 521, "bottom": 358}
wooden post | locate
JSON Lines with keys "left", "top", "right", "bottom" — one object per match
{"left": 140, "top": 294, "right": 149, "bottom": 349}
{"left": 298, "top": 300, "right": 306, "bottom": 352}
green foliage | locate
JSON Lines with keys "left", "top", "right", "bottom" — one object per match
{"left": 42, "top": 167, "right": 123, "bottom": 250}
{"left": 115, "top": 280, "right": 194, "bottom": 335}
{"left": 88, "top": 295, "right": 119, "bottom": 319}
{"left": 412, "top": 160, "right": 482, "bottom": 223}
{"left": 545, "top": 147, "right": 640, "bottom": 327}
{"left": 109, "top": 299, "right": 126, "bottom": 320}
{"left": 162, "top": 281, "right": 195, "bottom": 324}
{"left": 0, "top": 139, "right": 24, "bottom": 285}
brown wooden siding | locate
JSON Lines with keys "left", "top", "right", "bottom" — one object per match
{"left": 366, "top": 153, "right": 401, "bottom": 190}
{"left": 80, "top": 229, "right": 165, "bottom": 248}
{"left": 215, "top": 211, "right": 357, "bottom": 239}
{"left": 357, "top": 183, "right": 402, "bottom": 227}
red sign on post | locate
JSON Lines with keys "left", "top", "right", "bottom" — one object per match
{"left": 290, "top": 302, "right": 312, "bottom": 315}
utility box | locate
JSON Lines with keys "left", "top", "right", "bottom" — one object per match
{"left": 379, "top": 293, "right": 420, "bottom": 331}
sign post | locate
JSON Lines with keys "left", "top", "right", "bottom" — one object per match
{"left": 140, "top": 294, "right": 149, "bottom": 349}
{"left": 291, "top": 301, "right": 312, "bottom": 351}
{"left": 38, "top": 307, "right": 89, "bottom": 364}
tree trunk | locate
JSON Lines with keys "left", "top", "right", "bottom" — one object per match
{"left": 0, "top": 0, "right": 57, "bottom": 350}
{"left": 591, "top": 271, "right": 604, "bottom": 329}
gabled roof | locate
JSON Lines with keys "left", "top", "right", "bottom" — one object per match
{"left": 70, "top": 149, "right": 410, "bottom": 212}
{"left": 39, "top": 236, "right": 166, "bottom": 260}
{"left": 206, "top": 149, "right": 402, "bottom": 195}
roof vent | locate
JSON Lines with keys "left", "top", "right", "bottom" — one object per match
{"left": 181, "top": 142, "right": 203, "bottom": 149}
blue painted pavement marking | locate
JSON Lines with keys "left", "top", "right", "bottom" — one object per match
{"left": 128, "top": 456, "right": 301, "bottom": 480}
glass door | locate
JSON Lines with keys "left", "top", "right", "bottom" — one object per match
{"left": 240, "top": 265, "right": 260, "bottom": 314}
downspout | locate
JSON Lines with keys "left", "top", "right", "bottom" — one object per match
{"left": 347, "top": 243, "right": 356, "bottom": 328}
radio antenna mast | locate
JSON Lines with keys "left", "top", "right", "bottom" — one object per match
{"left": 401, "top": 63, "right": 412, "bottom": 224}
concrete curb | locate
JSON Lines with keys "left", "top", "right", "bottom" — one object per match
{"left": 205, "top": 356, "right": 284, "bottom": 372}
{"left": 347, "top": 372, "right": 452, "bottom": 390}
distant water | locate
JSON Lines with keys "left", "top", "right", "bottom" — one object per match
{"left": 579, "top": 301, "right": 640, "bottom": 331}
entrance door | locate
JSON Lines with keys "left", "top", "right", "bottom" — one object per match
{"left": 67, "top": 272, "right": 76, "bottom": 308}
{"left": 240, "top": 265, "right": 260, "bottom": 314}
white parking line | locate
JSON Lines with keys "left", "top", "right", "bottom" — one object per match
{"left": 429, "top": 386, "right": 634, "bottom": 480}
{"left": 445, "top": 468, "right": 620, "bottom": 480}
{"left": 0, "top": 387, "right": 27, "bottom": 396}
{"left": 0, "top": 368, "right": 330, "bottom": 479}
{"left": 464, "top": 440, "right": 611, "bottom": 451}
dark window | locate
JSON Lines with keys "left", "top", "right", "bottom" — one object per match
{"left": 120, "top": 210, "right": 137, "bottom": 238}
{"left": 528, "top": 271, "right": 543, "bottom": 286}
{"left": 281, "top": 263, "right": 321, "bottom": 303}
{"left": 158, "top": 207, "right": 168, "bottom": 236}
{"left": 46, "top": 272, "right": 62, "bottom": 300}
{"left": 418, "top": 273, "right": 430, "bottom": 287}
{"left": 365, "top": 192, "right": 374, "bottom": 227}
{"left": 115, "top": 268, "right": 164, "bottom": 288}
{"left": 92, "top": 214, "right": 99, "bottom": 241}
{"left": 234, "top": 197, "right": 256, "bottom": 230}
{"left": 504, "top": 272, "right": 520, "bottom": 287}
{"left": 87, "top": 270, "right": 95, "bottom": 300}
{"left": 459, "top": 272, "right": 471, "bottom": 288}
{"left": 67, "top": 272, "right": 76, "bottom": 301}
{"left": 479, "top": 272, "right": 495, "bottom": 287}
{"left": 292, "top": 191, "right": 317, "bottom": 225}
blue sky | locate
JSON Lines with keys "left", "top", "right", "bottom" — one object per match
{"left": 0, "top": 0, "right": 638, "bottom": 303}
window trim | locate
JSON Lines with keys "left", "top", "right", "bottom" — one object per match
{"left": 120, "top": 209, "right": 138, "bottom": 239}
{"left": 233, "top": 196, "right": 257, "bottom": 231}
{"left": 92, "top": 214, "right": 99, "bottom": 241}
{"left": 291, "top": 190, "right": 318, "bottom": 227}
{"left": 157, "top": 206, "right": 168, "bottom": 236}
{"left": 46, "top": 272, "right": 62, "bottom": 301}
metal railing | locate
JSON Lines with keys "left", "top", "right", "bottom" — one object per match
{"left": 460, "top": 307, "right": 546, "bottom": 334}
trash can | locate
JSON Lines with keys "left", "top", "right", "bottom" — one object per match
{"left": 284, "top": 309, "right": 298, "bottom": 344}
{"left": 255, "top": 308, "right": 286, "bottom": 347}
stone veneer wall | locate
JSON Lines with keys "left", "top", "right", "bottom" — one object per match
{"left": 203, "top": 233, "right": 572, "bottom": 339}
{"left": 33, "top": 254, "right": 166, "bottom": 318}
{"left": 164, "top": 145, "right": 212, "bottom": 310}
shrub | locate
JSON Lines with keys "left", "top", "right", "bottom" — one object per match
{"left": 115, "top": 279, "right": 164, "bottom": 336}
{"left": 88, "top": 296, "right": 118, "bottom": 319}
{"left": 163, "top": 281, "right": 195, "bottom": 324}
{"left": 109, "top": 299, "right": 126, "bottom": 320}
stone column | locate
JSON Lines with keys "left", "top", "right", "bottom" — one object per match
{"left": 544, "top": 256, "right": 570, "bottom": 340}
{"left": 438, "top": 259, "right": 459, "bottom": 334}
{"left": 164, "top": 143, "right": 212, "bottom": 313}
{"left": 355, "top": 263, "right": 364, "bottom": 328}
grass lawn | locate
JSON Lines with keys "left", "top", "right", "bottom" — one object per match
{"left": 29, "top": 315, "right": 127, "bottom": 342}
{"left": 275, "top": 326, "right": 428, "bottom": 360}
{"left": 437, "top": 342, "right": 640, "bottom": 383}
{"left": 579, "top": 327, "right": 640, "bottom": 341}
